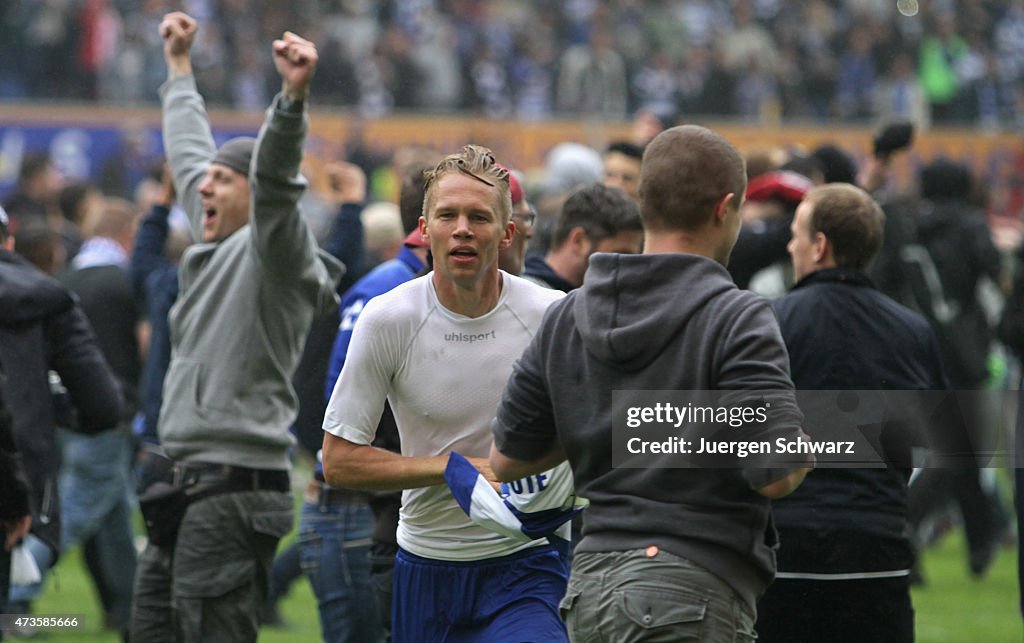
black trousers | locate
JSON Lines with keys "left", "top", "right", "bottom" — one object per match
{"left": 757, "top": 575, "right": 913, "bottom": 643}
{"left": 0, "top": 547, "right": 10, "bottom": 642}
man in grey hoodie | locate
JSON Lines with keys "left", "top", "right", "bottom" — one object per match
{"left": 131, "top": 13, "right": 342, "bottom": 642}
{"left": 490, "top": 125, "right": 812, "bottom": 642}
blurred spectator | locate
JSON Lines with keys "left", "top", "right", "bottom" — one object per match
{"left": 99, "top": 129, "right": 164, "bottom": 202}
{"left": 631, "top": 48, "right": 678, "bottom": 120}
{"left": 412, "top": 11, "right": 462, "bottom": 111}
{"left": 498, "top": 168, "right": 534, "bottom": 276}
{"left": 601, "top": 140, "right": 642, "bottom": 201}
{"left": 129, "top": 168, "right": 184, "bottom": 448}
{"left": 230, "top": 40, "right": 270, "bottom": 112}
{"left": 361, "top": 202, "right": 404, "bottom": 269}
{"left": 919, "top": 13, "right": 969, "bottom": 124}
{"left": 719, "top": 0, "right": 778, "bottom": 78}
{"left": 734, "top": 56, "right": 780, "bottom": 122}
{"left": 57, "top": 181, "right": 103, "bottom": 262}
{"left": 902, "top": 160, "right": 1006, "bottom": 582}
{"left": 468, "top": 43, "right": 512, "bottom": 118}
{"left": 995, "top": 2, "right": 1024, "bottom": 91}
{"left": 3, "top": 153, "right": 64, "bottom": 233}
{"left": 509, "top": 36, "right": 556, "bottom": 120}
{"left": 344, "top": 118, "right": 391, "bottom": 191}
{"left": 556, "top": 24, "right": 627, "bottom": 118}
{"left": 836, "top": 27, "right": 877, "bottom": 120}
{"left": 530, "top": 141, "right": 603, "bottom": 256}
{"left": 10, "top": 221, "right": 66, "bottom": 277}
{"left": 629, "top": 106, "right": 672, "bottom": 146}
{"left": 730, "top": 170, "right": 814, "bottom": 294}
{"left": 78, "top": 0, "right": 122, "bottom": 101}
{"left": 875, "top": 51, "right": 931, "bottom": 131}
{"left": 811, "top": 144, "right": 858, "bottom": 185}
{"left": 58, "top": 197, "right": 142, "bottom": 638}
{"left": 540, "top": 142, "right": 603, "bottom": 198}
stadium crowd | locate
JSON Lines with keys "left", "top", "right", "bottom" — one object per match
{"left": 1, "top": 0, "right": 1023, "bottom": 128}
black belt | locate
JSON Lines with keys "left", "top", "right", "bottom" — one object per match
{"left": 305, "top": 479, "right": 369, "bottom": 506}
{"left": 174, "top": 462, "right": 291, "bottom": 494}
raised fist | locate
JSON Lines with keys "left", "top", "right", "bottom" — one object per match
{"left": 273, "top": 32, "right": 318, "bottom": 101}
{"left": 326, "top": 162, "right": 367, "bottom": 205}
{"left": 159, "top": 12, "right": 197, "bottom": 62}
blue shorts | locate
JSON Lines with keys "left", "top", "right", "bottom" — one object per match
{"left": 393, "top": 545, "right": 569, "bottom": 643}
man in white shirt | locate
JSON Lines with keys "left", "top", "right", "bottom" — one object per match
{"left": 322, "top": 145, "right": 567, "bottom": 642}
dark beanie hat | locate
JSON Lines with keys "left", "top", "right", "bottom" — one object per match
{"left": 920, "top": 159, "right": 971, "bottom": 200}
{"left": 212, "top": 137, "right": 256, "bottom": 177}
{"left": 810, "top": 144, "right": 857, "bottom": 185}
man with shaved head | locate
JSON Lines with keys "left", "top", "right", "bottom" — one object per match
{"left": 490, "top": 125, "right": 812, "bottom": 641}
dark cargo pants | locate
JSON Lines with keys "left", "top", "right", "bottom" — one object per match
{"left": 559, "top": 549, "right": 757, "bottom": 643}
{"left": 130, "top": 490, "right": 293, "bottom": 643}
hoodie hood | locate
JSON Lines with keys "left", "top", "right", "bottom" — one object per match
{"left": 915, "top": 199, "right": 973, "bottom": 239}
{"left": 574, "top": 252, "right": 735, "bottom": 371}
{"left": 0, "top": 249, "right": 74, "bottom": 325}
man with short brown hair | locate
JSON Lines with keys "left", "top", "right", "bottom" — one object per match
{"left": 787, "top": 183, "right": 884, "bottom": 277}
{"left": 491, "top": 124, "right": 810, "bottom": 642}
{"left": 758, "top": 183, "right": 944, "bottom": 643}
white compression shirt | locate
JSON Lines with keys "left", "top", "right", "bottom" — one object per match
{"left": 323, "top": 271, "right": 564, "bottom": 561}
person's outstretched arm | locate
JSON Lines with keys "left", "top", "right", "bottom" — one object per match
{"left": 130, "top": 168, "right": 176, "bottom": 303}
{"left": 249, "top": 31, "right": 340, "bottom": 298}
{"left": 157, "top": 12, "right": 216, "bottom": 240}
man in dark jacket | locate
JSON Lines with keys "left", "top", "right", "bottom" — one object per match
{"left": 0, "top": 206, "right": 123, "bottom": 613}
{"left": 1, "top": 364, "right": 32, "bottom": 619}
{"left": 756, "top": 183, "right": 948, "bottom": 642}
{"left": 893, "top": 160, "right": 1004, "bottom": 580}
{"left": 490, "top": 125, "right": 811, "bottom": 641}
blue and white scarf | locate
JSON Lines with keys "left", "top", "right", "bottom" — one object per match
{"left": 445, "top": 452, "right": 586, "bottom": 558}
{"left": 72, "top": 236, "right": 128, "bottom": 270}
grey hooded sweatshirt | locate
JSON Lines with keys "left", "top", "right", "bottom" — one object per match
{"left": 493, "top": 252, "right": 806, "bottom": 610}
{"left": 157, "top": 74, "right": 343, "bottom": 470}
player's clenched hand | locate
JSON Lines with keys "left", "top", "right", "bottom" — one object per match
{"left": 467, "top": 456, "right": 501, "bottom": 492}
